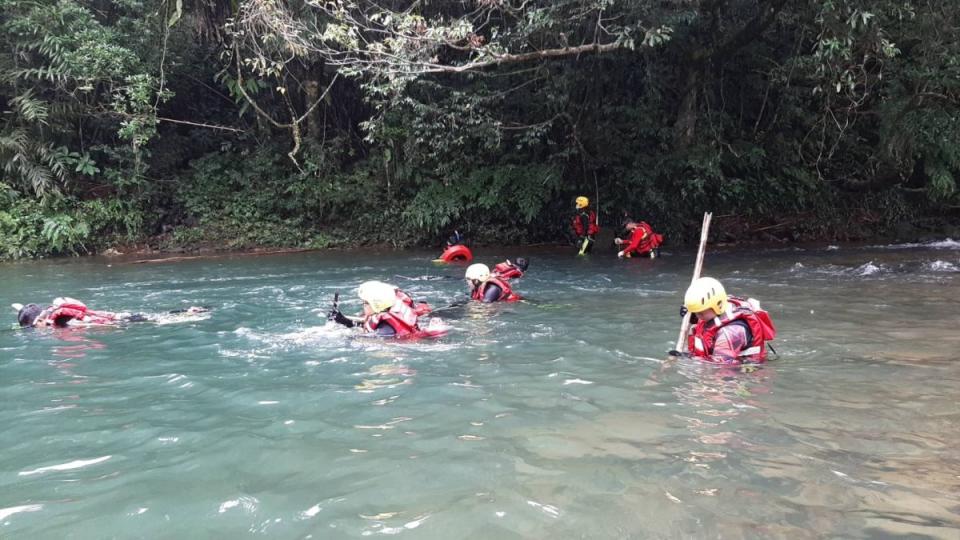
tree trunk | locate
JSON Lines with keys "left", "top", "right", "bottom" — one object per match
{"left": 674, "top": 67, "right": 700, "bottom": 148}
{"left": 304, "top": 79, "right": 322, "bottom": 142}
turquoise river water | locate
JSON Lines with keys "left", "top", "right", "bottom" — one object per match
{"left": 1, "top": 242, "right": 959, "bottom": 539}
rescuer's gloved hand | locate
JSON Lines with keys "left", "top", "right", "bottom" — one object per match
{"left": 328, "top": 309, "right": 355, "bottom": 328}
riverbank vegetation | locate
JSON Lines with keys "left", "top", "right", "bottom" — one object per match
{"left": 1, "top": 0, "right": 958, "bottom": 258}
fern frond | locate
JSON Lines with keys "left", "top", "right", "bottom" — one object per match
{"left": 0, "top": 129, "right": 29, "bottom": 153}
{"left": 11, "top": 90, "right": 49, "bottom": 124}
{"left": 21, "top": 159, "right": 55, "bottom": 195}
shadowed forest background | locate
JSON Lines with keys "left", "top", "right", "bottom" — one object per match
{"left": 1, "top": 0, "right": 958, "bottom": 258}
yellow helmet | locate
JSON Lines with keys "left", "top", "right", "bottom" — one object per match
{"left": 684, "top": 277, "right": 727, "bottom": 315}
{"left": 357, "top": 281, "right": 396, "bottom": 313}
{"left": 465, "top": 263, "right": 490, "bottom": 282}
{"left": 575, "top": 196, "right": 589, "bottom": 209}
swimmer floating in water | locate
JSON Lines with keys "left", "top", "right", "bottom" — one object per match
{"left": 465, "top": 264, "right": 523, "bottom": 303}
{"left": 681, "top": 277, "right": 777, "bottom": 364}
{"left": 492, "top": 257, "right": 529, "bottom": 280}
{"left": 13, "top": 297, "right": 209, "bottom": 328}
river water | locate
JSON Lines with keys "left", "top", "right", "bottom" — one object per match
{"left": 1, "top": 241, "right": 958, "bottom": 539}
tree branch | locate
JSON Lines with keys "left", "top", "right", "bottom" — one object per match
{"left": 415, "top": 41, "right": 626, "bottom": 73}
{"left": 156, "top": 116, "right": 246, "bottom": 133}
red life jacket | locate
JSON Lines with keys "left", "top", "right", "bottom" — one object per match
{"left": 571, "top": 210, "right": 599, "bottom": 237}
{"left": 493, "top": 262, "right": 523, "bottom": 280}
{"left": 624, "top": 222, "right": 663, "bottom": 256}
{"left": 42, "top": 301, "right": 119, "bottom": 327}
{"left": 46, "top": 305, "right": 87, "bottom": 326}
{"left": 439, "top": 244, "right": 473, "bottom": 263}
{"left": 364, "top": 301, "right": 419, "bottom": 337}
{"left": 472, "top": 277, "right": 522, "bottom": 302}
{"left": 688, "top": 297, "right": 776, "bottom": 363}
{"left": 396, "top": 290, "right": 432, "bottom": 316}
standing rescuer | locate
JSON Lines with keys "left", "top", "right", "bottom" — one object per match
{"left": 571, "top": 196, "right": 599, "bottom": 255}
{"left": 682, "top": 277, "right": 777, "bottom": 364}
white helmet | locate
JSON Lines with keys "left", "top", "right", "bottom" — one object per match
{"left": 357, "top": 281, "right": 396, "bottom": 313}
{"left": 465, "top": 263, "right": 490, "bottom": 282}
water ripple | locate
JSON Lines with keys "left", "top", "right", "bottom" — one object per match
{"left": 1, "top": 248, "right": 957, "bottom": 538}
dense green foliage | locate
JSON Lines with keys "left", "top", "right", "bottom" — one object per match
{"left": 0, "top": 0, "right": 958, "bottom": 257}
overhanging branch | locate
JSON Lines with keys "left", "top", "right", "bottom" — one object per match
{"left": 419, "top": 41, "right": 626, "bottom": 73}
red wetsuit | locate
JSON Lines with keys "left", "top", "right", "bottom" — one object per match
{"left": 621, "top": 222, "right": 663, "bottom": 257}
{"left": 571, "top": 210, "right": 599, "bottom": 238}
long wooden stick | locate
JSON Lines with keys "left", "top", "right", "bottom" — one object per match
{"left": 674, "top": 212, "right": 713, "bottom": 352}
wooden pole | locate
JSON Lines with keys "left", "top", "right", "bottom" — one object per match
{"left": 673, "top": 212, "right": 712, "bottom": 353}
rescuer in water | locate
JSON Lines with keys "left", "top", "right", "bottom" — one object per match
{"left": 14, "top": 298, "right": 208, "bottom": 328}
{"left": 615, "top": 219, "right": 664, "bottom": 259}
{"left": 436, "top": 230, "right": 473, "bottom": 263}
{"left": 492, "top": 257, "right": 529, "bottom": 280}
{"left": 682, "top": 277, "right": 777, "bottom": 364}
{"left": 328, "top": 281, "right": 439, "bottom": 338}
{"left": 464, "top": 263, "right": 523, "bottom": 303}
